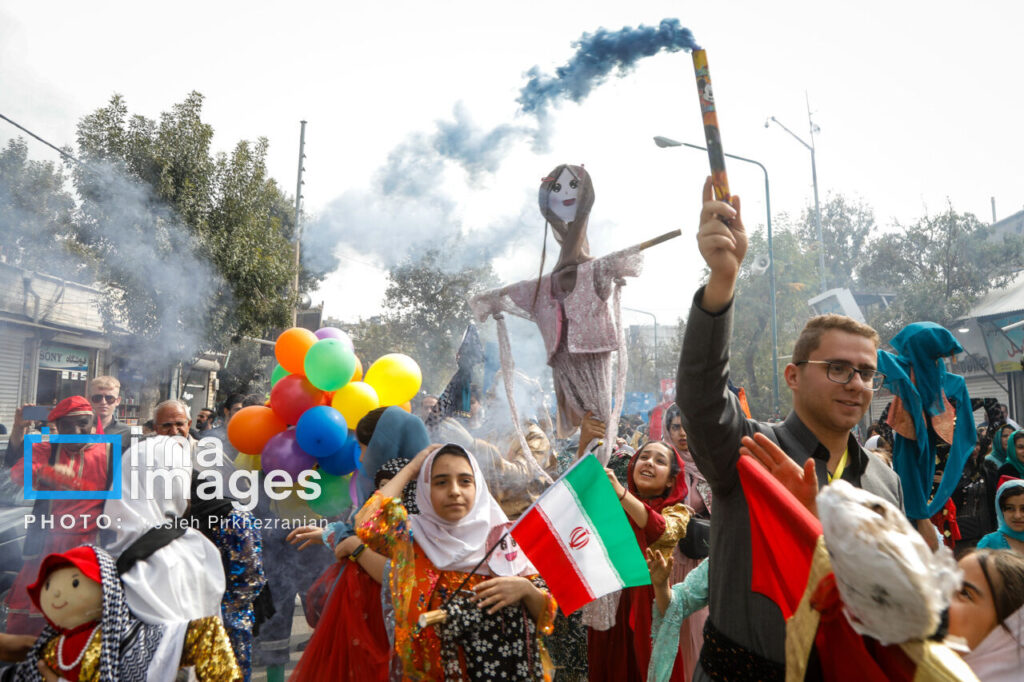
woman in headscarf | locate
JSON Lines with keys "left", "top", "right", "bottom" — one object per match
{"left": 593, "top": 441, "right": 691, "bottom": 682}
{"left": 4, "top": 397, "right": 111, "bottom": 636}
{"left": 662, "top": 405, "right": 710, "bottom": 682}
{"left": 996, "top": 430, "right": 1024, "bottom": 481}
{"left": 986, "top": 423, "right": 1016, "bottom": 473}
{"left": 977, "top": 478, "right": 1024, "bottom": 554}
{"left": 948, "top": 549, "right": 1024, "bottom": 681}
{"left": 952, "top": 431, "right": 998, "bottom": 556}
{"left": 356, "top": 444, "right": 557, "bottom": 681}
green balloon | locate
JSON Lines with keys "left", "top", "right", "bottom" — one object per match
{"left": 307, "top": 471, "right": 352, "bottom": 517}
{"left": 304, "top": 338, "right": 357, "bottom": 392}
{"left": 270, "top": 364, "right": 290, "bottom": 387}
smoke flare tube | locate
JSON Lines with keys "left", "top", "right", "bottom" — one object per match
{"left": 692, "top": 49, "right": 731, "bottom": 202}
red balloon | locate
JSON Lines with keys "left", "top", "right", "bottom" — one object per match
{"left": 270, "top": 374, "right": 329, "bottom": 425}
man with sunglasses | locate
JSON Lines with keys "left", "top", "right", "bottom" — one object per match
{"left": 674, "top": 179, "right": 903, "bottom": 681}
{"left": 86, "top": 375, "right": 132, "bottom": 452}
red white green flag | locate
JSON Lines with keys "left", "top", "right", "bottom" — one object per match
{"left": 510, "top": 454, "right": 650, "bottom": 614}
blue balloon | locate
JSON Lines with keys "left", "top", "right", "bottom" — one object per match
{"left": 295, "top": 406, "right": 348, "bottom": 458}
{"left": 318, "top": 435, "right": 360, "bottom": 476}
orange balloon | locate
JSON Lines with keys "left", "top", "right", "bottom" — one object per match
{"left": 275, "top": 327, "right": 318, "bottom": 375}
{"left": 227, "top": 405, "right": 287, "bottom": 455}
{"left": 352, "top": 356, "right": 364, "bottom": 382}
{"left": 399, "top": 401, "right": 411, "bottom": 413}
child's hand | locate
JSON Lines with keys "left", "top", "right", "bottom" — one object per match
{"left": 472, "top": 576, "right": 533, "bottom": 615}
{"left": 286, "top": 525, "right": 326, "bottom": 551}
{"left": 646, "top": 547, "right": 673, "bottom": 585}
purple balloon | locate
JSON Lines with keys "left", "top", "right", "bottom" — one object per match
{"left": 314, "top": 327, "right": 354, "bottom": 352}
{"left": 261, "top": 429, "right": 317, "bottom": 478}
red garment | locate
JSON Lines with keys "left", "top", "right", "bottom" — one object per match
{"left": 6, "top": 442, "right": 108, "bottom": 636}
{"left": 929, "top": 498, "right": 961, "bottom": 549}
{"left": 648, "top": 400, "right": 674, "bottom": 442}
{"left": 47, "top": 395, "right": 94, "bottom": 422}
{"left": 589, "top": 446, "right": 689, "bottom": 682}
{"left": 289, "top": 561, "right": 389, "bottom": 682}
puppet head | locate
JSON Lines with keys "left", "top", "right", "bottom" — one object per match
{"left": 818, "top": 480, "right": 960, "bottom": 645}
{"left": 538, "top": 164, "right": 594, "bottom": 260}
{"left": 28, "top": 546, "right": 103, "bottom": 631}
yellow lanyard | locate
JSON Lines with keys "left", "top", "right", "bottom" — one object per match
{"left": 828, "top": 448, "right": 849, "bottom": 484}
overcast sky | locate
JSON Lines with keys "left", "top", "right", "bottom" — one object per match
{"left": 3, "top": 1, "right": 1023, "bottom": 331}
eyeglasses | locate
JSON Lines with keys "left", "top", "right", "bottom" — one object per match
{"left": 90, "top": 394, "right": 118, "bottom": 404}
{"left": 796, "top": 360, "right": 886, "bottom": 391}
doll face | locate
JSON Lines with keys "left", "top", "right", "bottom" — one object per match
{"left": 40, "top": 566, "right": 103, "bottom": 630}
{"left": 547, "top": 167, "right": 581, "bottom": 224}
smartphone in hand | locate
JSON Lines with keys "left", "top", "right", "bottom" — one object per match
{"left": 21, "top": 406, "right": 51, "bottom": 422}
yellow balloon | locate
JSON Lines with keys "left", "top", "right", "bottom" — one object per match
{"left": 364, "top": 353, "right": 422, "bottom": 406}
{"left": 331, "top": 381, "right": 380, "bottom": 426}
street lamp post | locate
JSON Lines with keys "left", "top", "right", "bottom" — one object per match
{"left": 653, "top": 136, "right": 780, "bottom": 417}
{"left": 767, "top": 96, "right": 826, "bottom": 294}
{"left": 622, "top": 306, "right": 658, "bottom": 387}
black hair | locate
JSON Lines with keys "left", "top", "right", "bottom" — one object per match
{"left": 973, "top": 549, "right": 1024, "bottom": 634}
{"left": 998, "top": 484, "right": 1024, "bottom": 510}
{"left": 435, "top": 443, "right": 472, "bottom": 462}
{"left": 356, "top": 406, "right": 390, "bottom": 446}
{"left": 665, "top": 404, "right": 681, "bottom": 426}
{"left": 220, "top": 393, "right": 246, "bottom": 416}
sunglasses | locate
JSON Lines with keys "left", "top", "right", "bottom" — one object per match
{"left": 90, "top": 394, "right": 118, "bottom": 404}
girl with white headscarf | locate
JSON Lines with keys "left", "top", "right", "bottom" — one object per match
{"left": 356, "top": 443, "right": 556, "bottom": 681}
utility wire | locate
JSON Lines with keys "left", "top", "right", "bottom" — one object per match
{"left": 0, "top": 111, "right": 86, "bottom": 167}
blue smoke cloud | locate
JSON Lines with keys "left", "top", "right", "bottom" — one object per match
{"left": 306, "top": 19, "right": 699, "bottom": 276}
{"left": 517, "top": 18, "right": 700, "bottom": 116}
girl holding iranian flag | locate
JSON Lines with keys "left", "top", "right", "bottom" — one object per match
{"left": 356, "top": 443, "right": 558, "bottom": 681}
{"left": 593, "top": 441, "right": 692, "bottom": 682}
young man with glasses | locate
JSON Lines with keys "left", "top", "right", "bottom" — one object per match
{"left": 87, "top": 375, "right": 133, "bottom": 452}
{"left": 675, "top": 179, "right": 903, "bottom": 681}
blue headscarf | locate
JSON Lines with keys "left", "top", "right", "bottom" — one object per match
{"left": 986, "top": 423, "right": 1016, "bottom": 468}
{"left": 877, "top": 322, "right": 976, "bottom": 520}
{"left": 355, "top": 406, "right": 430, "bottom": 506}
{"left": 993, "top": 477, "right": 1024, "bottom": 543}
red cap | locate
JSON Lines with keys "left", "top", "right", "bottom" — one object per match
{"left": 998, "top": 474, "right": 1023, "bottom": 490}
{"left": 26, "top": 546, "right": 103, "bottom": 613}
{"left": 47, "top": 396, "right": 94, "bottom": 422}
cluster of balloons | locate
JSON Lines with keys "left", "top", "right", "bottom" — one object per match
{"left": 227, "top": 326, "right": 422, "bottom": 517}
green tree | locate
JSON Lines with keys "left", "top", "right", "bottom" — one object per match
{"left": 858, "top": 206, "right": 1024, "bottom": 341}
{"left": 799, "top": 194, "right": 876, "bottom": 290}
{"left": 0, "top": 138, "right": 84, "bottom": 279}
{"left": 347, "top": 249, "right": 498, "bottom": 393}
{"left": 70, "top": 92, "right": 313, "bottom": 359}
{"left": 729, "top": 219, "right": 822, "bottom": 419}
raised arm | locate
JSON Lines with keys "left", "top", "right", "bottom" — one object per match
{"left": 676, "top": 178, "right": 755, "bottom": 495}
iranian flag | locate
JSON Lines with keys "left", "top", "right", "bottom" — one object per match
{"left": 510, "top": 454, "right": 650, "bottom": 614}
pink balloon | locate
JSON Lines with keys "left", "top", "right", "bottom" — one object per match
{"left": 314, "top": 327, "right": 354, "bottom": 352}
{"left": 261, "top": 429, "right": 317, "bottom": 478}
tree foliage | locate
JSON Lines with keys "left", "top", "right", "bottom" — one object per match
{"left": 858, "top": 207, "right": 1024, "bottom": 339}
{"left": 346, "top": 248, "right": 499, "bottom": 393}
{"left": 0, "top": 138, "right": 84, "bottom": 278}
{"left": 69, "top": 92, "right": 313, "bottom": 355}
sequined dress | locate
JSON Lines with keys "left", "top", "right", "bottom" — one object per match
{"left": 356, "top": 492, "right": 557, "bottom": 681}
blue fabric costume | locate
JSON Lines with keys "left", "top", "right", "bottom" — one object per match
{"left": 876, "top": 322, "right": 976, "bottom": 520}
{"left": 649, "top": 559, "right": 710, "bottom": 682}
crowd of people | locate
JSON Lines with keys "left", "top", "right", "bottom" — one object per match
{"left": 0, "top": 180, "right": 1022, "bottom": 680}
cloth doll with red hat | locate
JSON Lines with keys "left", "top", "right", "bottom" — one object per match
{"left": 0, "top": 544, "right": 239, "bottom": 682}
{"left": 5, "top": 397, "right": 112, "bottom": 636}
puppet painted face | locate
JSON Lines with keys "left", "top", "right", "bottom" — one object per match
{"left": 40, "top": 565, "right": 103, "bottom": 630}
{"left": 547, "top": 167, "right": 581, "bottom": 224}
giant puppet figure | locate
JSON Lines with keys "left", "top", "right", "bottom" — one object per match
{"left": 470, "top": 164, "right": 643, "bottom": 464}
